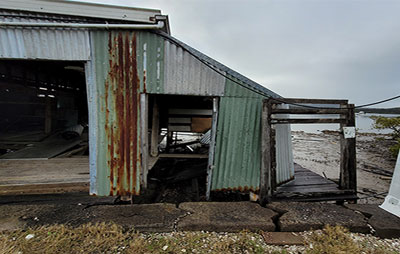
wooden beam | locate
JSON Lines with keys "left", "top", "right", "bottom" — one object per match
{"left": 150, "top": 98, "right": 159, "bottom": 157}
{"left": 271, "top": 108, "right": 348, "bottom": 115}
{"left": 272, "top": 118, "right": 346, "bottom": 124}
{"left": 159, "top": 154, "right": 208, "bottom": 159}
{"left": 270, "top": 98, "right": 348, "bottom": 105}
{"left": 168, "top": 108, "right": 212, "bottom": 116}
{"left": 260, "top": 100, "right": 272, "bottom": 206}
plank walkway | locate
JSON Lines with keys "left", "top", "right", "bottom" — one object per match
{"left": 274, "top": 163, "right": 357, "bottom": 202}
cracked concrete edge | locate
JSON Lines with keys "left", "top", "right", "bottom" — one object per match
{"left": 175, "top": 202, "right": 277, "bottom": 232}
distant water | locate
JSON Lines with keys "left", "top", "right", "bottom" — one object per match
{"left": 290, "top": 113, "right": 399, "bottom": 134}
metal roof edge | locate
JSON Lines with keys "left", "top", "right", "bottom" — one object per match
{"left": 0, "top": 0, "right": 162, "bottom": 24}
{"left": 155, "top": 31, "right": 280, "bottom": 98}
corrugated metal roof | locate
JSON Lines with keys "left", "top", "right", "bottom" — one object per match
{"left": 162, "top": 39, "right": 225, "bottom": 96}
{"left": 0, "top": 10, "right": 90, "bottom": 60}
{"left": 135, "top": 31, "right": 225, "bottom": 96}
{"left": 0, "top": 0, "right": 161, "bottom": 24}
{"left": 155, "top": 31, "right": 279, "bottom": 98}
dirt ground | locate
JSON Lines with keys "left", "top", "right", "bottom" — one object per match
{"left": 292, "top": 131, "right": 397, "bottom": 204}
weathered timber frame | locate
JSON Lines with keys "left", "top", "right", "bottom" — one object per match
{"left": 260, "top": 98, "right": 356, "bottom": 205}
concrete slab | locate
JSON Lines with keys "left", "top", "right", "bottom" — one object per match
{"left": 268, "top": 202, "right": 370, "bottom": 233}
{"left": 177, "top": 202, "right": 277, "bottom": 232}
{"left": 345, "top": 204, "right": 400, "bottom": 238}
{"left": 88, "top": 203, "right": 184, "bottom": 232}
{"left": 261, "top": 232, "right": 305, "bottom": 245}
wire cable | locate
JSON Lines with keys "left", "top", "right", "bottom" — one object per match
{"left": 155, "top": 31, "right": 400, "bottom": 110}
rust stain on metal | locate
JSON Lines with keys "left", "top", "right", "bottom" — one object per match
{"left": 143, "top": 70, "right": 147, "bottom": 92}
{"left": 105, "top": 32, "right": 140, "bottom": 196}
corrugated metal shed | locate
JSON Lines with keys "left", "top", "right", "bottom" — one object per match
{"left": 0, "top": 10, "right": 90, "bottom": 60}
{"left": 0, "top": 2, "right": 294, "bottom": 196}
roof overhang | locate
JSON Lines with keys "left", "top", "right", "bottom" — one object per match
{"left": 0, "top": 0, "right": 164, "bottom": 25}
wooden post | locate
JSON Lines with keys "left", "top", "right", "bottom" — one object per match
{"left": 347, "top": 104, "right": 357, "bottom": 192}
{"left": 339, "top": 103, "right": 356, "bottom": 193}
{"left": 271, "top": 127, "right": 277, "bottom": 192}
{"left": 150, "top": 98, "right": 159, "bottom": 157}
{"left": 44, "top": 96, "right": 52, "bottom": 134}
{"left": 260, "top": 99, "right": 272, "bottom": 206}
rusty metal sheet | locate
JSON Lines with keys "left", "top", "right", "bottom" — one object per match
{"left": 90, "top": 30, "right": 141, "bottom": 196}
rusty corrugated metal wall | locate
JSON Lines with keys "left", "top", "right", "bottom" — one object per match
{"left": 90, "top": 31, "right": 141, "bottom": 196}
{"left": 89, "top": 30, "right": 294, "bottom": 195}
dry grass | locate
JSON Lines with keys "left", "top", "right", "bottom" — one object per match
{"left": 1, "top": 223, "right": 399, "bottom": 254}
{"left": 0, "top": 223, "right": 265, "bottom": 254}
{"left": 306, "top": 225, "right": 399, "bottom": 254}
{"left": 306, "top": 225, "right": 360, "bottom": 254}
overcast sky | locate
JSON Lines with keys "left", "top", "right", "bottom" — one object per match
{"left": 78, "top": 0, "right": 400, "bottom": 108}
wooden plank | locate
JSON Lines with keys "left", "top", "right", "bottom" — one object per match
{"left": 278, "top": 183, "right": 339, "bottom": 193}
{"left": 168, "top": 125, "right": 191, "bottom": 132}
{"left": 191, "top": 117, "right": 212, "bottom": 133}
{"left": 0, "top": 157, "right": 89, "bottom": 186}
{"left": 168, "top": 108, "right": 212, "bottom": 116}
{"left": 0, "top": 182, "right": 89, "bottom": 195}
{"left": 0, "top": 135, "right": 82, "bottom": 159}
{"left": 271, "top": 108, "right": 348, "bottom": 115}
{"left": 260, "top": 100, "right": 272, "bottom": 206}
{"left": 271, "top": 98, "right": 348, "bottom": 105}
{"left": 168, "top": 117, "right": 191, "bottom": 124}
{"left": 272, "top": 118, "right": 346, "bottom": 124}
{"left": 206, "top": 98, "right": 219, "bottom": 200}
{"left": 159, "top": 153, "right": 208, "bottom": 159}
{"left": 151, "top": 98, "right": 160, "bottom": 157}
{"left": 283, "top": 178, "right": 334, "bottom": 186}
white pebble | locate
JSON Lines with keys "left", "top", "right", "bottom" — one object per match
{"left": 25, "top": 234, "right": 35, "bottom": 240}
{"left": 162, "top": 245, "right": 168, "bottom": 251}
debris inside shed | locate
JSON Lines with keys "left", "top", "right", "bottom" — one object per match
{"left": 0, "top": 60, "right": 89, "bottom": 193}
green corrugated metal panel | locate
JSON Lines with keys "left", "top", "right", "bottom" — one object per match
{"left": 136, "top": 31, "right": 164, "bottom": 93}
{"left": 223, "top": 76, "right": 263, "bottom": 98}
{"left": 91, "top": 30, "right": 141, "bottom": 196}
{"left": 212, "top": 77, "right": 264, "bottom": 191}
